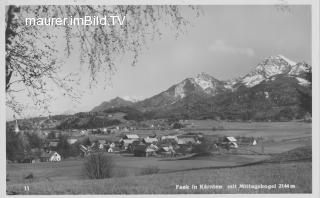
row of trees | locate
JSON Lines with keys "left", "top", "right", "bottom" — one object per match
{"left": 55, "top": 135, "right": 81, "bottom": 158}
{"left": 6, "top": 126, "right": 83, "bottom": 161}
{"left": 56, "top": 116, "right": 121, "bottom": 129}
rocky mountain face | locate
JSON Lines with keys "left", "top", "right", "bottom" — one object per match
{"left": 91, "top": 55, "right": 311, "bottom": 121}
{"left": 235, "top": 55, "right": 310, "bottom": 88}
{"left": 133, "top": 72, "right": 229, "bottom": 111}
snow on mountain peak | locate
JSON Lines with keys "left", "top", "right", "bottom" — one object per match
{"left": 277, "top": 54, "right": 296, "bottom": 66}
{"left": 242, "top": 55, "right": 297, "bottom": 87}
{"left": 289, "top": 62, "right": 311, "bottom": 75}
{"left": 170, "top": 55, "right": 307, "bottom": 98}
{"left": 122, "top": 96, "right": 141, "bottom": 103}
{"left": 194, "top": 72, "right": 214, "bottom": 90}
{"left": 295, "top": 77, "right": 311, "bottom": 86}
{"left": 170, "top": 73, "right": 222, "bottom": 98}
{"left": 174, "top": 80, "right": 187, "bottom": 98}
{"left": 240, "top": 55, "right": 299, "bottom": 87}
{"left": 261, "top": 55, "right": 292, "bottom": 75}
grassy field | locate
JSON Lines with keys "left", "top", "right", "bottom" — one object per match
{"left": 186, "top": 120, "right": 311, "bottom": 140}
{"left": 7, "top": 161, "right": 311, "bottom": 194}
{"left": 85, "top": 121, "right": 311, "bottom": 153}
{"left": 7, "top": 152, "right": 270, "bottom": 184}
{"left": 6, "top": 121, "right": 312, "bottom": 194}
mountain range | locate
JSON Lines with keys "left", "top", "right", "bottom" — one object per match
{"left": 91, "top": 55, "right": 311, "bottom": 121}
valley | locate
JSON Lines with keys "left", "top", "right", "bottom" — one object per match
{"left": 6, "top": 55, "right": 313, "bottom": 195}
{"left": 6, "top": 121, "right": 312, "bottom": 194}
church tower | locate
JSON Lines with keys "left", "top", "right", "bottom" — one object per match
{"left": 14, "top": 115, "right": 20, "bottom": 133}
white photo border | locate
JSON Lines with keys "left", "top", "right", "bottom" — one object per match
{"left": 0, "top": 0, "right": 319, "bottom": 198}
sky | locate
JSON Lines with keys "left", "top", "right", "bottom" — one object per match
{"left": 6, "top": 5, "right": 312, "bottom": 120}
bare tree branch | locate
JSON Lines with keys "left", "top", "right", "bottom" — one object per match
{"left": 5, "top": 5, "right": 200, "bottom": 115}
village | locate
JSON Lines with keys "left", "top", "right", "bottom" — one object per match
{"left": 8, "top": 116, "right": 258, "bottom": 163}
{"left": 6, "top": 115, "right": 312, "bottom": 195}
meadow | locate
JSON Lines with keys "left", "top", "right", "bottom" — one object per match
{"left": 7, "top": 161, "right": 311, "bottom": 194}
{"left": 6, "top": 121, "right": 312, "bottom": 194}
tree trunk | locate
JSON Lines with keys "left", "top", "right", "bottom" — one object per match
{"left": 5, "top": 6, "right": 18, "bottom": 91}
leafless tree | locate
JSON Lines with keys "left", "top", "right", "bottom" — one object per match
{"left": 6, "top": 5, "right": 200, "bottom": 115}
{"left": 84, "top": 152, "right": 115, "bottom": 179}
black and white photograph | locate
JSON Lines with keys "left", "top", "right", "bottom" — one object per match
{"left": 3, "top": 0, "right": 320, "bottom": 196}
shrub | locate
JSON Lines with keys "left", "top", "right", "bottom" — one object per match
{"left": 172, "top": 122, "right": 184, "bottom": 129}
{"left": 25, "top": 133, "right": 42, "bottom": 149}
{"left": 83, "top": 152, "right": 115, "bottom": 179}
{"left": 81, "top": 137, "right": 91, "bottom": 146}
{"left": 6, "top": 127, "right": 25, "bottom": 161}
{"left": 140, "top": 165, "right": 159, "bottom": 175}
{"left": 56, "top": 135, "right": 71, "bottom": 158}
{"left": 24, "top": 172, "right": 34, "bottom": 181}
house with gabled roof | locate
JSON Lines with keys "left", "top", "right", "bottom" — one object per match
{"left": 123, "top": 134, "right": 139, "bottom": 139}
{"left": 176, "top": 135, "right": 196, "bottom": 145}
{"left": 67, "top": 138, "right": 78, "bottom": 145}
{"left": 40, "top": 151, "right": 61, "bottom": 162}
{"left": 142, "top": 137, "right": 158, "bottom": 144}
{"left": 133, "top": 143, "right": 158, "bottom": 157}
{"left": 161, "top": 135, "right": 178, "bottom": 142}
{"left": 223, "top": 136, "right": 238, "bottom": 148}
